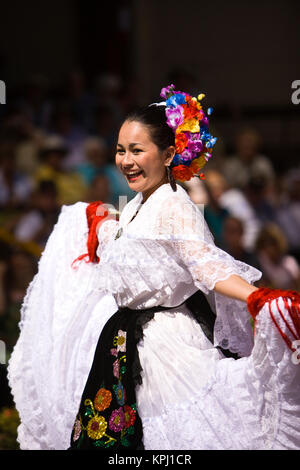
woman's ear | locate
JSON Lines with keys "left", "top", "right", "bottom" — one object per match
{"left": 164, "top": 146, "right": 176, "bottom": 167}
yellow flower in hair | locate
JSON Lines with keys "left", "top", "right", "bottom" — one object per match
{"left": 176, "top": 118, "right": 200, "bottom": 134}
{"left": 189, "top": 155, "right": 207, "bottom": 173}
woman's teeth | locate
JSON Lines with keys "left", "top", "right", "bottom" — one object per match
{"left": 126, "top": 171, "right": 143, "bottom": 181}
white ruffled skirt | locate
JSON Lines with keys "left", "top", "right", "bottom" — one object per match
{"left": 136, "top": 299, "right": 300, "bottom": 450}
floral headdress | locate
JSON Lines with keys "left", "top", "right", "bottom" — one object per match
{"left": 160, "top": 84, "right": 217, "bottom": 182}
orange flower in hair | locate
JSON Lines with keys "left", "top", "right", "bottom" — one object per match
{"left": 172, "top": 164, "right": 194, "bottom": 182}
{"left": 175, "top": 133, "right": 188, "bottom": 153}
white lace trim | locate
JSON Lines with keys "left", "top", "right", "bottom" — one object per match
{"left": 8, "top": 202, "right": 119, "bottom": 449}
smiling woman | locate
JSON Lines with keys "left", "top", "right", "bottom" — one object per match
{"left": 115, "top": 107, "right": 176, "bottom": 202}
{"left": 7, "top": 85, "right": 300, "bottom": 451}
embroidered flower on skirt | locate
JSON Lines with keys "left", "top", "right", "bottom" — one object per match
{"left": 69, "top": 310, "right": 142, "bottom": 450}
{"left": 109, "top": 407, "right": 125, "bottom": 433}
{"left": 113, "top": 382, "right": 126, "bottom": 406}
{"left": 114, "top": 330, "right": 127, "bottom": 353}
{"left": 94, "top": 388, "right": 112, "bottom": 412}
{"left": 86, "top": 415, "right": 108, "bottom": 440}
{"left": 124, "top": 405, "right": 136, "bottom": 429}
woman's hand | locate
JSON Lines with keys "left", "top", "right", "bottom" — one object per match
{"left": 214, "top": 274, "right": 258, "bottom": 302}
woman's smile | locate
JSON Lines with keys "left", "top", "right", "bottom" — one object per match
{"left": 115, "top": 120, "right": 174, "bottom": 201}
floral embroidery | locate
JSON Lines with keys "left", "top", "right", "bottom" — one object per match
{"left": 114, "top": 330, "right": 127, "bottom": 352}
{"left": 113, "top": 359, "right": 119, "bottom": 378}
{"left": 71, "top": 322, "right": 138, "bottom": 449}
{"left": 109, "top": 407, "right": 125, "bottom": 432}
{"left": 94, "top": 388, "right": 112, "bottom": 412}
{"left": 72, "top": 418, "right": 82, "bottom": 442}
{"left": 124, "top": 405, "right": 136, "bottom": 429}
{"left": 86, "top": 415, "right": 108, "bottom": 440}
{"left": 113, "top": 382, "right": 126, "bottom": 406}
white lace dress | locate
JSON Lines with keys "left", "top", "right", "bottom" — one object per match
{"left": 8, "top": 183, "right": 300, "bottom": 450}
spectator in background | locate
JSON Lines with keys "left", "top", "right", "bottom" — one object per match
{"left": 202, "top": 171, "right": 230, "bottom": 247}
{"left": 255, "top": 223, "right": 300, "bottom": 291}
{"left": 0, "top": 140, "right": 33, "bottom": 209}
{"left": 76, "top": 136, "right": 135, "bottom": 207}
{"left": 276, "top": 169, "right": 300, "bottom": 264}
{"left": 47, "top": 105, "right": 87, "bottom": 170}
{"left": 244, "top": 175, "right": 278, "bottom": 225}
{"left": 94, "top": 73, "right": 123, "bottom": 124}
{"left": 0, "top": 248, "right": 37, "bottom": 353}
{"left": 90, "top": 105, "right": 118, "bottom": 160}
{"left": 0, "top": 105, "right": 46, "bottom": 177}
{"left": 34, "top": 136, "right": 87, "bottom": 205}
{"left": 14, "top": 180, "right": 60, "bottom": 248}
{"left": 222, "top": 216, "right": 261, "bottom": 271}
{"left": 17, "top": 74, "right": 52, "bottom": 130}
{"left": 201, "top": 169, "right": 261, "bottom": 251}
{"left": 64, "top": 69, "right": 95, "bottom": 130}
{"left": 223, "top": 127, "right": 275, "bottom": 190}
{"left": 84, "top": 174, "right": 111, "bottom": 205}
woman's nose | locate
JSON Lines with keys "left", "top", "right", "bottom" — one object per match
{"left": 121, "top": 151, "right": 135, "bottom": 167}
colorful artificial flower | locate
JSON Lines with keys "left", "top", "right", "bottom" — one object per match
{"left": 162, "top": 84, "right": 217, "bottom": 182}
{"left": 86, "top": 415, "right": 107, "bottom": 440}
{"left": 160, "top": 84, "right": 176, "bottom": 99}
{"left": 94, "top": 388, "right": 112, "bottom": 412}
{"left": 188, "top": 133, "right": 203, "bottom": 153}
{"left": 109, "top": 408, "right": 125, "bottom": 433}
{"left": 180, "top": 148, "right": 195, "bottom": 163}
{"left": 177, "top": 118, "right": 200, "bottom": 134}
{"left": 171, "top": 165, "right": 194, "bottom": 182}
{"left": 189, "top": 156, "right": 207, "bottom": 173}
{"left": 166, "top": 93, "right": 187, "bottom": 107}
{"left": 175, "top": 133, "right": 189, "bottom": 154}
{"left": 166, "top": 105, "right": 184, "bottom": 129}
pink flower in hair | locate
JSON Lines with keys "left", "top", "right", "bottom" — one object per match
{"left": 181, "top": 148, "right": 195, "bottom": 162}
{"left": 166, "top": 105, "right": 184, "bottom": 129}
{"left": 188, "top": 133, "right": 203, "bottom": 153}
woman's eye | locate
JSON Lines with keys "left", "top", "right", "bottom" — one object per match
{"left": 133, "top": 149, "right": 142, "bottom": 153}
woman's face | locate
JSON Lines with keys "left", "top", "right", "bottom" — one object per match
{"left": 116, "top": 120, "right": 174, "bottom": 202}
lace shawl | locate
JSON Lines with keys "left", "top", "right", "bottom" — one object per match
{"left": 97, "top": 183, "right": 262, "bottom": 356}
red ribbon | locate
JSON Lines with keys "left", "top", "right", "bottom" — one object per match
{"left": 71, "top": 201, "right": 109, "bottom": 268}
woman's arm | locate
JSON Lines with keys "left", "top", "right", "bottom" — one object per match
{"left": 214, "top": 274, "right": 258, "bottom": 302}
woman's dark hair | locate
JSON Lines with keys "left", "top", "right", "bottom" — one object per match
{"left": 125, "top": 105, "right": 175, "bottom": 151}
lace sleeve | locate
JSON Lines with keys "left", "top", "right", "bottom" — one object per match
{"left": 97, "top": 217, "right": 119, "bottom": 255}
{"left": 154, "top": 195, "right": 262, "bottom": 356}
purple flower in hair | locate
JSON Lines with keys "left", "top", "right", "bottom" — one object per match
{"left": 201, "top": 116, "right": 209, "bottom": 127}
{"left": 160, "top": 84, "right": 175, "bottom": 99}
{"left": 181, "top": 148, "right": 195, "bottom": 162}
{"left": 188, "top": 133, "right": 203, "bottom": 153}
{"left": 166, "top": 105, "right": 184, "bottom": 129}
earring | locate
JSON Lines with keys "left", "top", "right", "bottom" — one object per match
{"left": 166, "top": 166, "right": 177, "bottom": 192}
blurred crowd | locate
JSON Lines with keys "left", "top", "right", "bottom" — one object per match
{"left": 1, "top": 70, "right": 300, "bottom": 358}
